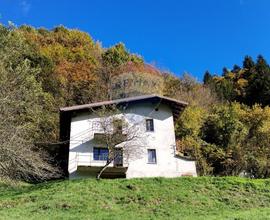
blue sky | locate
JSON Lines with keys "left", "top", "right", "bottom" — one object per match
{"left": 0, "top": 0, "right": 270, "bottom": 79}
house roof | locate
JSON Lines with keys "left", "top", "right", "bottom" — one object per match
{"left": 60, "top": 94, "right": 188, "bottom": 119}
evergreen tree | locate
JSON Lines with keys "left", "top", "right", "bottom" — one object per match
{"left": 246, "top": 55, "right": 270, "bottom": 106}
{"left": 243, "top": 55, "right": 255, "bottom": 69}
{"left": 222, "top": 67, "right": 229, "bottom": 76}
{"left": 203, "top": 70, "right": 212, "bottom": 84}
{"left": 256, "top": 55, "right": 269, "bottom": 72}
{"left": 232, "top": 64, "right": 241, "bottom": 73}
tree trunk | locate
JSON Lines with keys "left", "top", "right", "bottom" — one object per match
{"left": 96, "top": 160, "right": 112, "bottom": 180}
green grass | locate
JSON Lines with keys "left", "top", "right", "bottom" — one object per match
{"left": 0, "top": 177, "right": 270, "bottom": 219}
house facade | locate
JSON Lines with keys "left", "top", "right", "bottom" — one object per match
{"left": 60, "top": 95, "right": 197, "bottom": 178}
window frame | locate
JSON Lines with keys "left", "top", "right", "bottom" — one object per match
{"left": 145, "top": 118, "right": 154, "bottom": 132}
{"left": 93, "top": 147, "right": 109, "bottom": 161}
{"left": 147, "top": 149, "right": 157, "bottom": 164}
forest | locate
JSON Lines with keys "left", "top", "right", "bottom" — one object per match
{"left": 1, "top": 23, "right": 270, "bottom": 181}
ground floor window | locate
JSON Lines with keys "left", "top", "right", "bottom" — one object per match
{"left": 93, "top": 147, "right": 109, "bottom": 161}
{"left": 148, "top": 149, "right": 157, "bottom": 164}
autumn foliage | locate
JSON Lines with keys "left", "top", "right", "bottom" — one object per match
{"left": 1, "top": 23, "right": 270, "bottom": 180}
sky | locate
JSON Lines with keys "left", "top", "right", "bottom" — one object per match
{"left": 0, "top": 0, "right": 270, "bottom": 80}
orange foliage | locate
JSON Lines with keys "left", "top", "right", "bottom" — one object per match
{"left": 55, "top": 60, "right": 98, "bottom": 82}
{"left": 19, "top": 26, "right": 100, "bottom": 85}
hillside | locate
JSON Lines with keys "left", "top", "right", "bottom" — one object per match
{"left": 1, "top": 177, "right": 270, "bottom": 219}
{"left": 2, "top": 23, "right": 270, "bottom": 182}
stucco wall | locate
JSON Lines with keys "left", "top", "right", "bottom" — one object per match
{"left": 68, "top": 101, "right": 197, "bottom": 178}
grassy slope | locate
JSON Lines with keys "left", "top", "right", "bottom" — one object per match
{"left": 0, "top": 177, "right": 270, "bottom": 220}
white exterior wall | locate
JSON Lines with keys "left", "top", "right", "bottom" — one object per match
{"left": 68, "top": 102, "right": 197, "bottom": 178}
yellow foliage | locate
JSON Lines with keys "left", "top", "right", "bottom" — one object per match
{"left": 226, "top": 72, "right": 235, "bottom": 79}
{"left": 237, "top": 78, "right": 248, "bottom": 88}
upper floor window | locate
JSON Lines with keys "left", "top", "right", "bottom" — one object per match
{"left": 93, "top": 147, "right": 109, "bottom": 161}
{"left": 146, "top": 119, "right": 154, "bottom": 132}
{"left": 148, "top": 149, "right": 157, "bottom": 164}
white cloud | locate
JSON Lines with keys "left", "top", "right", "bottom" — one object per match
{"left": 20, "top": 0, "right": 31, "bottom": 15}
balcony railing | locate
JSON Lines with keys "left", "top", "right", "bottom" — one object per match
{"left": 75, "top": 152, "right": 124, "bottom": 167}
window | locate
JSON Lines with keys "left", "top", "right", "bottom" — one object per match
{"left": 148, "top": 149, "right": 157, "bottom": 164}
{"left": 93, "top": 148, "right": 109, "bottom": 161}
{"left": 146, "top": 119, "right": 154, "bottom": 131}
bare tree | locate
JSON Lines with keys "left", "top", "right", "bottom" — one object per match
{"left": 0, "top": 59, "right": 61, "bottom": 182}
{"left": 91, "top": 105, "right": 145, "bottom": 179}
{"left": 163, "top": 72, "right": 219, "bottom": 109}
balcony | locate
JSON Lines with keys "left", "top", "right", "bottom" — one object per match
{"left": 93, "top": 131, "right": 127, "bottom": 145}
{"left": 75, "top": 150, "right": 125, "bottom": 168}
{"left": 76, "top": 166, "right": 128, "bottom": 178}
{"left": 92, "top": 119, "right": 127, "bottom": 144}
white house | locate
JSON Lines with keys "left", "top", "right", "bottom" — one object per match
{"left": 59, "top": 94, "right": 197, "bottom": 179}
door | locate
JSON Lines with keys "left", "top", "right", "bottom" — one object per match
{"left": 114, "top": 149, "right": 123, "bottom": 167}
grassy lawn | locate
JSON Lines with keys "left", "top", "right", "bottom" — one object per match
{"left": 0, "top": 177, "right": 270, "bottom": 219}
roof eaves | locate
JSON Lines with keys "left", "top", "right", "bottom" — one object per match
{"left": 59, "top": 94, "right": 188, "bottom": 112}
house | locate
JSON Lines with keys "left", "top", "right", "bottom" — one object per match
{"left": 59, "top": 94, "right": 197, "bottom": 178}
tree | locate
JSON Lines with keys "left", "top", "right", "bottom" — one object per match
{"left": 102, "top": 43, "right": 142, "bottom": 68}
{"left": 243, "top": 55, "right": 255, "bottom": 69}
{"left": 175, "top": 106, "right": 212, "bottom": 175}
{"left": 203, "top": 70, "right": 212, "bottom": 84}
{"left": 203, "top": 55, "right": 270, "bottom": 106}
{"left": 176, "top": 106, "right": 206, "bottom": 139}
{"left": 18, "top": 25, "right": 103, "bottom": 106}
{"left": 0, "top": 25, "right": 60, "bottom": 181}
{"left": 241, "top": 105, "right": 270, "bottom": 178}
{"left": 222, "top": 67, "right": 229, "bottom": 77}
{"left": 256, "top": 55, "right": 269, "bottom": 70}
{"left": 91, "top": 105, "right": 145, "bottom": 179}
{"left": 98, "top": 43, "right": 145, "bottom": 100}
{"left": 177, "top": 103, "right": 247, "bottom": 176}
{"left": 177, "top": 101, "right": 270, "bottom": 178}
{"left": 0, "top": 59, "right": 60, "bottom": 181}
{"left": 232, "top": 64, "right": 241, "bottom": 73}
{"left": 200, "top": 103, "right": 247, "bottom": 175}
{"left": 163, "top": 72, "right": 219, "bottom": 109}
{"left": 213, "top": 77, "right": 236, "bottom": 102}
{"left": 246, "top": 55, "right": 270, "bottom": 106}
